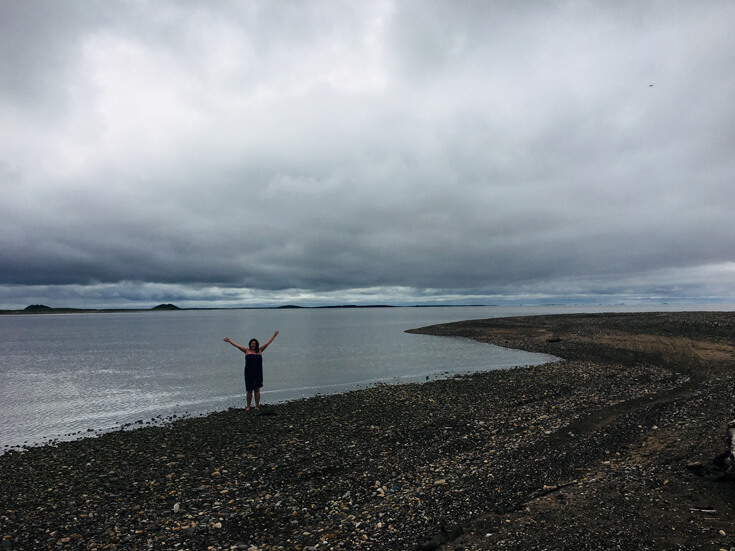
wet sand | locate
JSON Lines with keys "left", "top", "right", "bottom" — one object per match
{"left": 1, "top": 311, "right": 734, "bottom": 550}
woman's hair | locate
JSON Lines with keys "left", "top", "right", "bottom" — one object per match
{"left": 249, "top": 338, "right": 260, "bottom": 351}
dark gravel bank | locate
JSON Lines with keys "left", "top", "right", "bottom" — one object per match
{"left": 2, "top": 311, "right": 734, "bottom": 550}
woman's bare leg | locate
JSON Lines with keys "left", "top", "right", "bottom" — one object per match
{"left": 254, "top": 388, "right": 261, "bottom": 410}
{"left": 246, "top": 390, "right": 253, "bottom": 410}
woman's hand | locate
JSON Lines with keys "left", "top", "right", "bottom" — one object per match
{"left": 223, "top": 337, "right": 231, "bottom": 343}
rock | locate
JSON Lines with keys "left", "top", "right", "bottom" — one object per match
{"left": 412, "top": 524, "right": 463, "bottom": 551}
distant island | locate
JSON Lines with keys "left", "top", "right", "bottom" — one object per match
{"left": 277, "top": 304, "right": 394, "bottom": 309}
{"left": 24, "top": 304, "right": 52, "bottom": 311}
{"left": 151, "top": 304, "right": 180, "bottom": 310}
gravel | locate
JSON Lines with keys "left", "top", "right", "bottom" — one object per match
{"left": 2, "top": 311, "right": 734, "bottom": 550}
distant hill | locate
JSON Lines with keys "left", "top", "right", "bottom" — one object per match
{"left": 317, "top": 304, "right": 393, "bottom": 309}
{"left": 277, "top": 304, "right": 393, "bottom": 309}
{"left": 152, "top": 304, "right": 180, "bottom": 310}
{"left": 24, "top": 304, "right": 52, "bottom": 311}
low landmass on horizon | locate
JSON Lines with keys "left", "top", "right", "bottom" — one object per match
{"left": 0, "top": 303, "right": 496, "bottom": 315}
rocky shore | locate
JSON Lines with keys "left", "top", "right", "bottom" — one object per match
{"left": 2, "top": 311, "right": 735, "bottom": 550}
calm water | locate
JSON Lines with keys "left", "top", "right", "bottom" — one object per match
{"left": 1, "top": 304, "right": 731, "bottom": 450}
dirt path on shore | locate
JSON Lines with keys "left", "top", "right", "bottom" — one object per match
{"left": 596, "top": 333, "right": 735, "bottom": 364}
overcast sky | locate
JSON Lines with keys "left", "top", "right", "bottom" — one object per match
{"left": 2, "top": 1, "right": 735, "bottom": 309}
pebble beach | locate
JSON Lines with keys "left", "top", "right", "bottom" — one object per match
{"left": 2, "top": 311, "right": 734, "bottom": 550}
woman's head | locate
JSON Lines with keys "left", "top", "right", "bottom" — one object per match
{"left": 249, "top": 338, "right": 260, "bottom": 351}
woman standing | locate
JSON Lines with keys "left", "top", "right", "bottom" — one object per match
{"left": 224, "top": 331, "right": 279, "bottom": 411}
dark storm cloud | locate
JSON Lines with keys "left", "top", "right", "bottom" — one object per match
{"left": 2, "top": 0, "right": 735, "bottom": 308}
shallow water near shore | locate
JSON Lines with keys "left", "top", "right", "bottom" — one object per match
{"left": 1, "top": 304, "right": 732, "bottom": 450}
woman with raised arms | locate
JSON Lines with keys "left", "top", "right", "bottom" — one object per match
{"left": 223, "top": 331, "right": 279, "bottom": 411}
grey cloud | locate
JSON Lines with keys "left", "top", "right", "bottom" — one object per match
{"left": 2, "top": 0, "right": 735, "bottom": 308}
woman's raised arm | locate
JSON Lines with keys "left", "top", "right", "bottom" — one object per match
{"left": 223, "top": 337, "right": 249, "bottom": 354}
{"left": 259, "top": 331, "right": 279, "bottom": 352}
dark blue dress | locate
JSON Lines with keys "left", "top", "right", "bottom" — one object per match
{"left": 244, "top": 353, "right": 263, "bottom": 391}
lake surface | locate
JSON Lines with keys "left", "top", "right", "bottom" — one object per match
{"left": 1, "top": 304, "right": 732, "bottom": 450}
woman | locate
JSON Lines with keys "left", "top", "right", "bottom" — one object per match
{"left": 223, "top": 331, "right": 279, "bottom": 411}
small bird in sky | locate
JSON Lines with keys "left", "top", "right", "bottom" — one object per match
{"left": 649, "top": 84, "right": 655, "bottom": 87}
